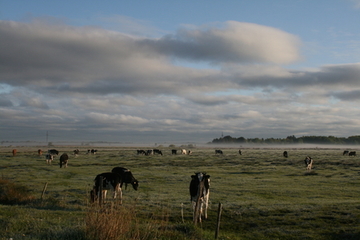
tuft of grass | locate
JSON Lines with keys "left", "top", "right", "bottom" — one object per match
{"left": 0, "top": 178, "right": 35, "bottom": 205}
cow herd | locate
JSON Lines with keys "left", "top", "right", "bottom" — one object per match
{"left": 8, "top": 147, "right": 358, "bottom": 223}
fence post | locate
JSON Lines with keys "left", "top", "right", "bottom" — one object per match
{"left": 99, "top": 177, "right": 103, "bottom": 206}
{"left": 215, "top": 203, "right": 223, "bottom": 239}
{"left": 194, "top": 180, "right": 204, "bottom": 225}
{"left": 41, "top": 182, "right": 48, "bottom": 200}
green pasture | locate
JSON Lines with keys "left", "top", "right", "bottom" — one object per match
{"left": 0, "top": 146, "right": 360, "bottom": 239}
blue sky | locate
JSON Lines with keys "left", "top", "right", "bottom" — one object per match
{"left": 1, "top": 0, "right": 360, "bottom": 144}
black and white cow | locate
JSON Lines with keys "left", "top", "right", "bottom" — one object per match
{"left": 146, "top": 149, "right": 153, "bottom": 155}
{"left": 215, "top": 149, "right": 223, "bottom": 154}
{"left": 181, "top": 149, "right": 187, "bottom": 154}
{"left": 45, "top": 154, "right": 53, "bottom": 164}
{"left": 283, "top": 151, "right": 288, "bottom": 158}
{"left": 343, "top": 150, "right": 349, "bottom": 156}
{"left": 349, "top": 151, "right": 357, "bottom": 156}
{"left": 91, "top": 149, "right": 98, "bottom": 154}
{"left": 59, "top": 153, "right": 69, "bottom": 168}
{"left": 111, "top": 167, "right": 139, "bottom": 191}
{"left": 172, "top": 149, "right": 177, "bottom": 155}
{"left": 304, "top": 156, "right": 313, "bottom": 171}
{"left": 190, "top": 172, "right": 210, "bottom": 223}
{"left": 137, "top": 150, "right": 146, "bottom": 155}
{"left": 73, "top": 149, "right": 80, "bottom": 156}
{"left": 48, "top": 149, "right": 59, "bottom": 155}
{"left": 91, "top": 172, "right": 122, "bottom": 204}
{"left": 153, "top": 149, "right": 163, "bottom": 155}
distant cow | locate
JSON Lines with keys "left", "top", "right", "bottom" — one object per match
{"left": 153, "top": 149, "right": 163, "bottom": 155}
{"left": 45, "top": 154, "right": 53, "bottom": 164}
{"left": 137, "top": 150, "right": 146, "bottom": 155}
{"left": 181, "top": 149, "right": 187, "bottom": 154}
{"left": 38, "top": 149, "right": 43, "bottom": 156}
{"left": 349, "top": 151, "right": 357, "bottom": 156}
{"left": 91, "top": 172, "right": 122, "bottom": 204}
{"left": 73, "top": 149, "right": 80, "bottom": 156}
{"left": 239, "top": 150, "right": 242, "bottom": 155}
{"left": 111, "top": 167, "right": 139, "bottom": 191}
{"left": 12, "top": 149, "right": 17, "bottom": 157}
{"left": 343, "top": 150, "right": 349, "bottom": 156}
{"left": 48, "top": 149, "right": 59, "bottom": 155}
{"left": 304, "top": 156, "right": 313, "bottom": 171}
{"left": 283, "top": 151, "right": 288, "bottom": 158}
{"left": 91, "top": 149, "right": 97, "bottom": 154}
{"left": 190, "top": 172, "right": 210, "bottom": 223}
{"left": 172, "top": 149, "right": 177, "bottom": 155}
{"left": 59, "top": 153, "right": 69, "bottom": 168}
{"left": 146, "top": 149, "right": 153, "bottom": 155}
{"left": 188, "top": 150, "right": 193, "bottom": 155}
{"left": 215, "top": 149, "right": 223, "bottom": 154}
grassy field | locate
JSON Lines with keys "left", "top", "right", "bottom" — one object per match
{"left": 0, "top": 145, "right": 360, "bottom": 240}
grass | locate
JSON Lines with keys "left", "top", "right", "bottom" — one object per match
{"left": 0, "top": 145, "right": 360, "bottom": 239}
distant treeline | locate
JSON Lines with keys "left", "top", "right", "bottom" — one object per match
{"left": 210, "top": 135, "right": 360, "bottom": 145}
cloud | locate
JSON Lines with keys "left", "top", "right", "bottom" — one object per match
{"left": 2, "top": 19, "right": 360, "bottom": 142}
{"left": 142, "top": 21, "right": 302, "bottom": 65}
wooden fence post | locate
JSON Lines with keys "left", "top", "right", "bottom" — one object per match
{"left": 41, "top": 182, "right": 48, "bottom": 200}
{"left": 99, "top": 177, "right": 103, "bottom": 206}
{"left": 194, "top": 180, "right": 204, "bottom": 225}
{"left": 215, "top": 202, "right": 223, "bottom": 239}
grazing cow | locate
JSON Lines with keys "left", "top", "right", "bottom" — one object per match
{"left": 12, "top": 149, "right": 17, "bottom": 157}
{"left": 146, "top": 149, "right": 153, "bottom": 155}
{"left": 172, "top": 149, "right": 177, "bottom": 155}
{"left": 48, "top": 149, "right": 59, "bottom": 155}
{"left": 343, "top": 150, "right": 349, "bottom": 156}
{"left": 137, "top": 149, "right": 146, "bottom": 155}
{"left": 59, "top": 153, "right": 69, "bottom": 168}
{"left": 73, "top": 149, "right": 80, "bottom": 156}
{"left": 38, "top": 149, "right": 43, "bottom": 156}
{"left": 188, "top": 150, "right": 193, "bottom": 155}
{"left": 304, "top": 156, "right": 313, "bottom": 171}
{"left": 91, "top": 172, "right": 122, "bottom": 204}
{"left": 153, "top": 149, "right": 163, "bottom": 155}
{"left": 190, "top": 172, "right": 210, "bottom": 223}
{"left": 45, "top": 154, "right": 53, "bottom": 164}
{"left": 111, "top": 167, "right": 139, "bottom": 191}
{"left": 215, "top": 149, "right": 223, "bottom": 154}
{"left": 239, "top": 150, "right": 242, "bottom": 155}
{"left": 349, "top": 151, "right": 357, "bottom": 156}
{"left": 181, "top": 149, "right": 187, "bottom": 154}
{"left": 91, "top": 149, "right": 97, "bottom": 154}
{"left": 283, "top": 151, "right": 288, "bottom": 158}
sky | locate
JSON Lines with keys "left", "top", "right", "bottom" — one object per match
{"left": 1, "top": 0, "right": 360, "bottom": 145}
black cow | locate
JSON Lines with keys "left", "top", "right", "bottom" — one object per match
{"left": 172, "top": 149, "right": 177, "bottom": 155}
{"left": 91, "top": 172, "right": 122, "bottom": 204}
{"left": 239, "top": 150, "right": 242, "bottom": 155}
{"left": 349, "top": 151, "right": 357, "bottom": 156}
{"left": 343, "top": 150, "right": 349, "bottom": 156}
{"left": 137, "top": 150, "right": 146, "bottom": 155}
{"left": 215, "top": 150, "right": 223, "bottom": 154}
{"left": 283, "top": 151, "right": 288, "bottom": 158}
{"left": 190, "top": 172, "right": 210, "bottom": 223}
{"left": 153, "top": 149, "right": 163, "bottom": 155}
{"left": 91, "top": 149, "right": 97, "bottom": 154}
{"left": 59, "top": 153, "right": 68, "bottom": 168}
{"left": 48, "top": 149, "right": 59, "bottom": 155}
{"left": 111, "top": 167, "right": 139, "bottom": 191}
